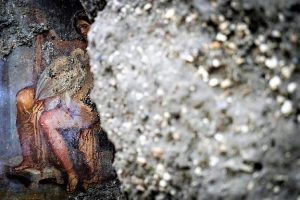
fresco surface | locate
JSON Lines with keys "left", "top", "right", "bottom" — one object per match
{"left": 0, "top": 1, "right": 118, "bottom": 199}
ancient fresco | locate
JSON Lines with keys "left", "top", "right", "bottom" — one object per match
{"left": 0, "top": 2, "right": 118, "bottom": 198}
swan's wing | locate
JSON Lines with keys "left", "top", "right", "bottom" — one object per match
{"left": 36, "top": 69, "right": 48, "bottom": 98}
{"left": 36, "top": 71, "right": 71, "bottom": 100}
{"left": 36, "top": 57, "right": 69, "bottom": 99}
{"left": 36, "top": 60, "right": 86, "bottom": 100}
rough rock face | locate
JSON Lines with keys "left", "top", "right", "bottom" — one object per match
{"left": 0, "top": 0, "right": 84, "bottom": 58}
{"left": 89, "top": 0, "right": 300, "bottom": 199}
{"left": 79, "top": 0, "right": 107, "bottom": 21}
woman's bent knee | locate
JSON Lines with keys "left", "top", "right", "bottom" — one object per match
{"left": 39, "top": 111, "right": 53, "bottom": 132}
{"left": 16, "top": 87, "right": 35, "bottom": 108}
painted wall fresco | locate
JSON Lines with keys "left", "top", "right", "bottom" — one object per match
{"left": 0, "top": 1, "right": 117, "bottom": 198}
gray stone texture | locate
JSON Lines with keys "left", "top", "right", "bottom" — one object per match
{"left": 89, "top": 0, "right": 300, "bottom": 199}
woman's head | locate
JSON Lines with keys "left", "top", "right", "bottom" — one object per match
{"left": 73, "top": 11, "right": 91, "bottom": 39}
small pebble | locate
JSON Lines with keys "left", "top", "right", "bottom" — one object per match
{"left": 265, "top": 56, "right": 278, "bottom": 69}
{"left": 290, "top": 34, "right": 298, "bottom": 44}
{"left": 269, "top": 76, "right": 281, "bottom": 90}
{"left": 194, "top": 167, "right": 202, "bottom": 176}
{"left": 197, "top": 66, "right": 209, "bottom": 82}
{"left": 170, "top": 189, "right": 176, "bottom": 196}
{"left": 135, "top": 7, "right": 143, "bottom": 15}
{"left": 219, "top": 144, "right": 227, "bottom": 155}
{"left": 281, "top": 100, "right": 293, "bottom": 116}
{"left": 210, "top": 41, "right": 221, "bottom": 49}
{"left": 151, "top": 147, "right": 164, "bottom": 158}
{"left": 240, "top": 125, "right": 249, "bottom": 133}
{"left": 143, "top": 3, "right": 152, "bottom": 11}
{"left": 163, "top": 172, "right": 172, "bottom": 181}
{"left": 247, "top": 181, "right": 255, "bottom": 191}
{"left": 209, "top": 78, "right": 220, "bottom": 87}
{"left": 273, "top": 186, "right": 280, "bottom": 193}
{"left": 157, "top": 163, "right": 165, "bottom": 172}
{"left": 279, "top": 13, "right": 285, "bottom": 22}
{"left": 189, "top": 85, "right": 196, "bottom": 92}
{"left": 287, "top": 82, "right": 297, "bottom": 94}
{"left": 137, "top": 157, "right": 147, "bottom": 165}
{"left": 164, "top": 8, "right": 176, "bottom": 19}
{"left": 219, "top": 21, "right": 229, "bottom": 32}
{"left": 163, "top": 112, "right": 171, "bottom": 119}
{"left": 255, "top": 55, "right": 266, "bottom": 64}
{"left": 209, "top": 156, "right": 219, "bottom": 167}
{"left": 235, "top": 57, "right": 244, "bottom": 65}
{"left": 281, "top": 66, "right": 293, "bottom": 79}
{"left": 136, "top": 185, "right": 145, "bottom": 191}
{"left": 256, "top": 35, "right": 265, "bottom": 43}
{"left": 273, "top": 174, "right": 288, "bottom": 183}
{"left": 109, "top": 78, "right": 117, "bottom": 86}
{"left": 218, "top": 15, "right": 225, "bottom": 22}
{"left": 159, "top": 179, "right": 167, "bottom": 188}
{"left": 185, "top": 13, "right": 198, "bottom": 23}
{"left": 236, "top": 23, "right": 249, "bottom": 36}
{"left": 171, "top": 132, "right": 180, "bottom": 141}
{"left": 262, "top": 144, "right": 269, "bottom": 152}
{"left": 135, "top": 92, "right": 144, "bottom": 101}
{"left": 276, "top": 95, "right": 285, "bottom": 104}
{"left": 271, "top": 30, "right": 281, "bottom": 38}
{"left": 156, "top": 88, "right": 165, "bottom": 96}
{"left": 216, "top": 33, "right": 227, "bottom": 42}
{"left": 227, "top": 42, "right": 237, "bottom": 50}
{"left": 182, "top": 54, "right": 194, "bottom": 63}
{"left": 212, "top": 58, "right": 221, "bottom": 68}
{"left": 259, "top": 43, "right": 269, "bottom": 53}
{"left": 214, "top": 133, "right": 224, "bottom": 142}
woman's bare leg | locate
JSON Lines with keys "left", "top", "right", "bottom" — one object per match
{"left": 14, "top": 87, "right": 35, "bottom": 171}
{"left": 39, "top": 107, "right": 94, "bottom": 192}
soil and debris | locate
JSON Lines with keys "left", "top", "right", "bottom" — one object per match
{"left": 89, "top": 0, "right": 300, "bottom": 199}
